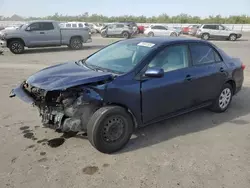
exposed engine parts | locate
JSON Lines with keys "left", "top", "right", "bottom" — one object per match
{"left": 25, "top": 84, "right": 103, "bottom": 132}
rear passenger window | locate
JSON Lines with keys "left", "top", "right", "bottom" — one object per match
{"left": 72, "top": 24, "right": 77, "bottom": 28}
{"left": 40, "top": 22, "right": 54, "bottom": 30}
{"left": 66, "top": 24, "right": 71, "bottom": 27}
{"left": 203, "top": 25, "right": 217, "bottom": 30}
{"left": 190, "top": 44, "right": 221, "bottom": 65}
{"left": 116, "top": 24, "right": 124, "bottom": 28}
{"left": 78, "top": 23, "right": 83, "bottom": 28}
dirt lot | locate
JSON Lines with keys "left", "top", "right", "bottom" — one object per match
{"left": 1, "top": 34, "right": 250, "bottom": 188}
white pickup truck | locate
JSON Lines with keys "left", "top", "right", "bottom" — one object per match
{"left": 0, "top": 20, "right": 92, "bottom": 54}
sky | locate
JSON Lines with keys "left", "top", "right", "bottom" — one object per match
{"left": 0, "top": 0, "right": 249, "bottom": 18}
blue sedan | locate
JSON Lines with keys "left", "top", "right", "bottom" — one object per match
{"left": 10, "top": 37, "right": 245, "bottom": 153}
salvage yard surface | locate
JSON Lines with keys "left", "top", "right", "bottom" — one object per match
{"left": 1, "top": 34, "right": 250, "bottom": 188}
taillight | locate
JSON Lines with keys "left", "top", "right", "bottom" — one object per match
{"left": 242, "top": 64, "right": 246, "bottom": 70}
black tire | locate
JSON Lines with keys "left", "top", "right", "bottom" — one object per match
{"left": 87, "top": 106, "right": 134, "bottom": 154}
{"left": 210, "top": 83, "right": 233, "bottom": 113}
{"left": 148, "top": 32, "right": 154, "bottom": 37}
{"left": 122, "top": 31, "right": 130, "bottom": 39}
{"left": 170, "top": 32, "right": 177, "bottom": 37}
{"left": 69, "top": 37, "right": 83, "bottom": 50}
{"left": 229, "top": 34, "right": 237, "bottom": 41}
{"left": 9, "top": 40, "right": 25, "bottom": 54}
{"left": 201, "top": 33, "right": 210, "bottom": 40}
{"left": 101, "top": 31, "right": 108, "bottom": 38}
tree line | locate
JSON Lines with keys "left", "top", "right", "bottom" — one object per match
{"left": 1, "top": 13, "right": 250, "bottom": 24}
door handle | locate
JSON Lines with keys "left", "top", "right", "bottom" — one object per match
{"left": 40, "top": 32, "right": 45, "bottom": 34}
{"left": 185, "top": 74, "right": 193, "bottom": 81}
{"left": 220, "top": 67, "right": 225, "bottom": 72}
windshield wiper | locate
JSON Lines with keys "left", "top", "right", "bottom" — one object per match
{"left": 78, "top": 59, "right": 122, "bottom": 74}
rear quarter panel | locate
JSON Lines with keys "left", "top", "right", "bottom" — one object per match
{"left": 60, "top": 27, "right": 90, "bottom": 44}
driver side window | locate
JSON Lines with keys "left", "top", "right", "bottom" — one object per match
{"left": 148, "top": 45, "right": 189, "bottom": 73}
{"left": 29, "top": 23, "right": 40, "bottom": 31}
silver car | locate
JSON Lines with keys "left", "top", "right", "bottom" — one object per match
{"left": 196, "top": 24, "right": 242, "bottom": 41}
{"left": 144, "top": 25, "right": 178, "bottom": 37}
{"left": 100, "top": 23, "right": 134, "bottom": 39}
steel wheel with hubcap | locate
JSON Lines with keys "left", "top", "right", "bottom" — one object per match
{"left": 9, "top": 41, "right": 25, "bottom": 54}
{"left": 87, "top": 106, "right": 134, "bottom": 153}
{"left": 210, "top": 83, "right": 233, "bottom": 112}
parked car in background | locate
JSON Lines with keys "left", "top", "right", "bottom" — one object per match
{"left": 196, "top": 24, "right": 243, "bottom": 41}
{"left": 0, "top": 20, "right": 92, "bottom": 54}
{"left": 100, "top": 23, "right": 134, "bottom": 38}
{"left": 10, "top": 37, "right": 245, "bottom": 153}
{"left": 91, "top": 23, "right": 104, "bottom": 33}
{"left": 144, "top": 25, "right": 178, "bottom": 37}
{"left": 137, "top": 25, "right": 145, "bottom": 34}
{"left": 173, "top": 27, "right": 182, "bottom": 35}
{"left": 118, "top": 21, "right": 139, "bottom": 35}
{"left": 182, "top": 25, "right": 199, "bottom": 34}
{"left": 188, "top": 25, "right": 200, "bottom": 36}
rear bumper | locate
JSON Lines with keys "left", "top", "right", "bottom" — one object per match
{"left": 0, "top": 40, "right": 7, "bottom": 47}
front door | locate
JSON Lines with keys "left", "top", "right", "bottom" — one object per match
{"left": 141, "top": 44, "right": 194, "bottom": 123}
{"left": 26, "top": 22, "right": 60, "bottom": 47}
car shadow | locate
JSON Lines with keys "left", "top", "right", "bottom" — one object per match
{"left": 117, "top": 86, "right": 250, "bottom": 154}
{"left": 22, "top": 45, "right": 106, "bottom": 54}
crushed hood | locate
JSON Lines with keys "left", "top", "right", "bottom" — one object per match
{"left": 26, "top": 61, "right": 114, "bottom": 91}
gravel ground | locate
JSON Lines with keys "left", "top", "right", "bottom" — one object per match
{"left": 0, "top": 34, "right": 250, "bottom": 188}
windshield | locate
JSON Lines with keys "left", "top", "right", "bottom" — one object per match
{"left": 83, "top": 40, "right": 157, "bottom": 74}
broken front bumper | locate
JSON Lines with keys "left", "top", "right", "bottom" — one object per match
{"left": 9, "top": 85, "right": 34, "bottom": 104}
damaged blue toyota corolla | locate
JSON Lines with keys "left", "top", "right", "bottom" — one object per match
{"left": 10, "top": 37, "right": 245, "bottom": 153}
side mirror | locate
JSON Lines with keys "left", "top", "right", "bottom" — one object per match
{"left": 25, "top": 27, "right": 31, "bottom": 31}
{"left": 145, "top": 67, "right": 164, "bottom": 78}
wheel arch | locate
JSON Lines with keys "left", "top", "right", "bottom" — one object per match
{"left": 225, "top": 79, "right": 236, "bottom": 95}
{"left": 105, "top": 103, "right": 139, "bottom": 128}
{"left": 7, "top": 38, "right": 26, "bottom": 47}
{"left": 70, "top": 35, "right": 83, "bottom": 42}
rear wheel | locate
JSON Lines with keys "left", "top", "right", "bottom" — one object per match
{"left": 122, "top": 31, "right": 130, "bottom": 39}
{"left": 9, "top": 40, "right": 25, "bottom": 54}
{"left": 201, "top": 33, "right": 210, "bottom": 40}
{"left": 87, "top": 106, "right": 134, "bottom": 153}
{"left": 69, "top": 37, "right": 83, "bottom": 50}
{"left": 210, "top": 83, "right": 233, "bottom": 113}
{"left": 170, "top": 32, "right": 177, "bottom": 37}
{"left": 229, "top": 34, "right": 237, "bottom": 41}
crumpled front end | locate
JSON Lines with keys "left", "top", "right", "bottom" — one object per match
{"left": 10, "top": 81, "right": 105, "bottom": 132}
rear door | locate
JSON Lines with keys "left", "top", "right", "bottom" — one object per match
{"left": 39, "top": 22, "right": 61, "bottom": 45}
{"left": 187, "top": 42, "right": 228, "bottom": 104}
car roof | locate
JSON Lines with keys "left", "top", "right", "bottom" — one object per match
{"left": 121, "top": 37, "right": 209, "bottom": 46}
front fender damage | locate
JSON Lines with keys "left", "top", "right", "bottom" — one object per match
{"left": 11, "top": 81, "right": 107, "bottom": 132}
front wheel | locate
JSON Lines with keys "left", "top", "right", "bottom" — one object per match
{"left": 210, "top": 83, "right": 233, "bottom": 113}
{"left": 122, "top": 31, "right": 130, "bottom": 39}
{"left": 229, "top": 34, "right": 237, "bottom": 41}
{"left": 148, "top": 32, "right": 154, "bottom": 37}
{"left": 87, "top": 106, "right": 134, "bottom": 154}
{"left": 201, "top": 33, "right": 210, "bottom": 40}
{"left": 9, "top": 40, "right": 25, "bottom": 54}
